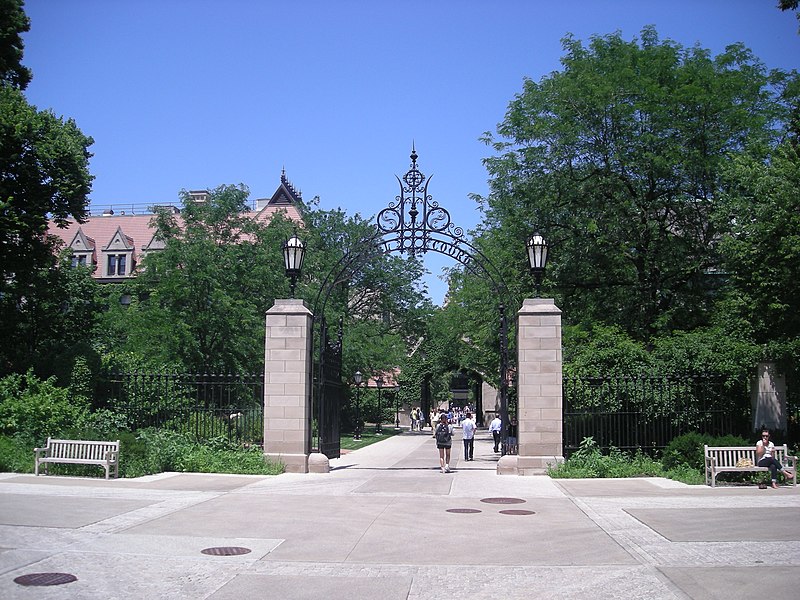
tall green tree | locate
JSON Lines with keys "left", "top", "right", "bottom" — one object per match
{"left": 0, "top": 0, "right": 95, "bottom": 376}
{"left": 716, "top": 142, "right": 800, "bottom": 344}
{"left": 107, "top": 185, "right": 290, "bottom": 373}
{"left": 476, "top": 27, "right": 791, "bottom": 339}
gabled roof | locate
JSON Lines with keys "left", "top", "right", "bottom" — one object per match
{"left": 68, "top": 228, "right": 95, "bottom": 252}
{"left": 102, "top": 226, "right": 135, "bottom": 251}
{"left": 269, "top": 170, "right": 302, "bottom": 206}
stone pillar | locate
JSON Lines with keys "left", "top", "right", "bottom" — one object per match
{"left": 263, "top": 299, "right": 313, "bottom": 473}
{"left": 505, "top": 298, "right": 564, "bottom": 475}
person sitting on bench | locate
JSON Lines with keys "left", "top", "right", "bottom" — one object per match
{"left": 756, "top": 429, "right": 794, "bottom": 488}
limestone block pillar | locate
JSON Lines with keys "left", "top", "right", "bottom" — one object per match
{"left": 263, "top": 299, "right": 313, "bottom": 473}
{"left": 513, "top": 298, "right": 564, "bottom": 475}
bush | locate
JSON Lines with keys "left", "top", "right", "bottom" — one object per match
{"left": 662, "top": 432, "right": 752, "bottom": 471}
{"left": 121, "top": 429, "right": 282, "bottom": 477}
{"left": 0, "top": 370, "right": 89, "bottom": 443}
{"left": 662, "top": 432, "right": 713, "bottom": 470}
{"left": 548, "top": 437, "right": 665, "bottom": 479}
{"left": 0, "top": 435, "right": 33, "bottom": 472}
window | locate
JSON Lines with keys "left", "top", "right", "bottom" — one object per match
{"left": 107, "top": 254, "right": 127, "bottom": 276}
{"left": 71, "top": 255, "right": 87, "bottom": 268}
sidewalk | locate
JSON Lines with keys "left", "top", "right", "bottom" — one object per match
{"left": 0, "top": 430, "right": 798, "bottom": 599}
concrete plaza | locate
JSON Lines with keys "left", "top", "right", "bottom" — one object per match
{"left": 0, "top": 429, "right": 798, "bottom": 599}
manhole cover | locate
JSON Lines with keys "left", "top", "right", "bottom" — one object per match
{"left": 446, "top": 508, "right": 482, "bottom": 514}
{"left": 200, "top": 546, "right": 252, "bottom": 556}
{"left": 14, "top": 573, "right": 77, "bottom": 586}
{"left": 499, "top": 509, "right": 536, "bottom": 516}
{"left": 480, "top": 497, "right": 526, "bottom": 504}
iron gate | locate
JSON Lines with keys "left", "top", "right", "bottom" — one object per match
{"left": 317, "top": 317, "right": 343, "bottom": 459}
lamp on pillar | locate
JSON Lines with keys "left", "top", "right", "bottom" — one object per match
{"left": 526, "top": 233, "right": 549, "bottom": 296}
{"left": 282, "top": 231, "right": 306, "bottom": 298}
{"left": 353, "top": 371, "right": 363, "bottom": 440}
{"left": 375, "top": 376, "right": 384, "bottom": 435}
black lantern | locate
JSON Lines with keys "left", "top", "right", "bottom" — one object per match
{"left": 283, "top": 231, "right": 306, "bottom": 298}
{"left": 526, "top": 233, "right": 549, "bottom": 296}
{"left": 353, "top": 371, "right": 363, "bottom": 440}
{"left": 375, "top": 376, "right": 384, "bottom": 435}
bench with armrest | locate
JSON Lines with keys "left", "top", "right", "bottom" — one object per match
{"left": 34, "top": 438, "right": 120, "bottom": 480}
{"left": 704, "top": 444, "right": 796, "bottom": 488}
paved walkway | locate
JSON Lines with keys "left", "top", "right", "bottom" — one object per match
{"left": 1, "top": 429, "right": 798, "bottom": 599}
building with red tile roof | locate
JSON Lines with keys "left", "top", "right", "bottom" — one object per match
{"left": 47, "top": 173, "right": 304, "bottom": 282}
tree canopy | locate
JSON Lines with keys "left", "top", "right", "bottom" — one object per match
{"left": 473, "top": 27, "right": 796, "bottom": 340}
{"left": 0, "top": 0, "right": 95, "bottom": 378}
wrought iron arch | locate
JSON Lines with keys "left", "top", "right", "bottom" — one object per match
{"left": 311, "top": 147, "right": 514, "bottom": 458}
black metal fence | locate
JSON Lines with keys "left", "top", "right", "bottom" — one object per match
{"left": 101, "top": 371, "right": 264, "bottom": 444}
{"left": 563, "top": 374, "right": 749, "bottom": 457}
{"left": 99, "top": 370, "right": 756, "bottom": 454}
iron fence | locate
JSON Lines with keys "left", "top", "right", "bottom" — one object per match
{"left": 563, "top": 374, "right": 749, "bottom": 457}
{"left": 101, "top": 371, "right": 264, "bottom": 444}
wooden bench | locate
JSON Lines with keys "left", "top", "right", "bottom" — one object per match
{"left": 34, "top": 438, "right": 120, "bottom": 480}
{"left": 704, "top": 444, "right": 797, "bottom": 487}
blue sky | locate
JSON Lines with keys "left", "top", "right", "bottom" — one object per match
{"left": 21, "top": 1, "right": 800, "bottom": 304}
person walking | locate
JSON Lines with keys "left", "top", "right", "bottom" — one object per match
{"left": 461, "top": 411, "right": 476, "bottom": 461}
{"left": 434, "top": 413, "right": 453, "bottom": 473}
{"left": 756, "top": 429, "right": 794, "bottom": 488}
{"left": 488, "top": 414, "right": 502, "bottom": 453}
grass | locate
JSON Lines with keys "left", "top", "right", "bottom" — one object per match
{"left": 340, "top": 428, "right": 403, "bottom": 451}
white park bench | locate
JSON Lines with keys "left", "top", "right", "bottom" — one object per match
{"left": 704, "top": 444, "right": 797, "bottom": 488}
{"left": 34, "top": 438, "right": 120, "bottom": 480}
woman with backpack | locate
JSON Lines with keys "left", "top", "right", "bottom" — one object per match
{"left": 435, "top": 413, "right": 454, "bottom": 473}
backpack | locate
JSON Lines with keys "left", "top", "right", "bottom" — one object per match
{"left": 435, "top": 423, "right": 451, "bottom": 445}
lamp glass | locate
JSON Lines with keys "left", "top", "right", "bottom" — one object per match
{"left": 526, "top": 234, "right": 548, "bottom": 271}
{"left": 283, "top": 234, "right": 305, "bottom": 274}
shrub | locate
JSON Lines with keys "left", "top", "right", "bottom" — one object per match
{"left": 662, "top": 432, "right": 713, "bottom": 470}
{"left": 0, "top": 435, "right": 33, "bottom": 472}
{"left": 548, "top": 437, "right": 665, "bottom": 479}
{"left": 662, "top": 432, "right": 752, "bottom": 471}
{"left": 0, "top": 370, "right": 89, "bottom": 443}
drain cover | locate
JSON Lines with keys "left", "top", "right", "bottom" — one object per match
{"left": 201, "top": 546, "right": 252, "bottom": 556}
{"left": 14, "top": 573, "right": 77, "bottom": 586}
{"left": 480, "top": 497, "right": 526, "bottom": 504}
{"left": 499, "top": 509, "right": 536, "bottom": 516}
{"left": 446, "top": 508, "right": 482, "bottom": 514}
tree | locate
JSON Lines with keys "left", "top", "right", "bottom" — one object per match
{"left": 0, "top": 0, "right": 31, "bottom": 89}
{"left": 716, "top": 142, "right": 800, "bottom": 344}
{"left": 476, "top": 27, "right": 790, "bottom": 339}
{"left": 0, "top": 0, "right": 95, "bottom": 377}
{"left": 107, "top": 184, "right": 290, "bottom": 373}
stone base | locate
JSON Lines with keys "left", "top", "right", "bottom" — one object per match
{"left": 265, "top": 452, "right": 308, "bottom": 474}
{"left": 308, "top": 452, "right": 330, "bottom": 473}
{"left": 497, "top": 454, "right": 564, "bottom": 475}
{"left": 497, "top": 455, "right": 518, "bottom": 475}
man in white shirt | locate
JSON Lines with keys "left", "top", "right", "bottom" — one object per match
{"left": 489, "top": 415, "right": 502, "bottom": 453}
{"left": 461, "top": 412, "right": 476, "bottom": 461}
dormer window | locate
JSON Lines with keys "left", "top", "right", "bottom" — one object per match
{"left": 107, "top": 254, "right": 127, "bottom": 276}
{"left": 101, "top": 226, "right": 135, "bottom": 279}
{"left": 71, "top": 255, "right": 88, "bottom": 268}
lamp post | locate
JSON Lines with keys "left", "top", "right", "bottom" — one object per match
{"left": 353, "top": 371, "right": 363, "bottom": 440}
{"left": 394, "top": 387, "right": 401, "bottom": 431}
{"left": 375, "top": 376, "right": 384, "bottom": 435}
{"left": 526, "top": 233, "right": 549, "bottom": 296}
{"left": 282, "top": 230, "right": 306, "bottom": 298}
